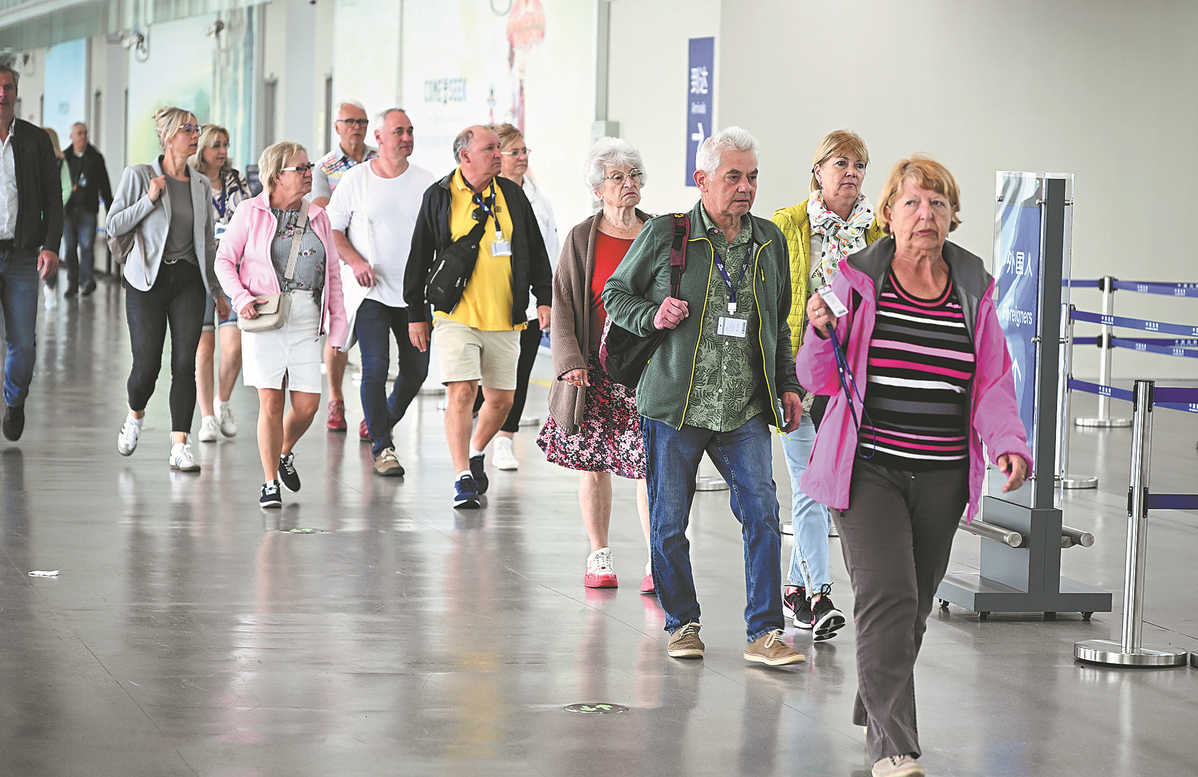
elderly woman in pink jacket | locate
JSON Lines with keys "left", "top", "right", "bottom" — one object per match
{"left": 798, "top": 155, "right": 1032, "bottom": 777}
{"left": 215, "top": 141, "right": 347, "bottom": 508}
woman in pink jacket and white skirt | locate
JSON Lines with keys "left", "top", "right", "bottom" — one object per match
{"left": 797, "top": 155, "right": 1033, "bottom": 777}
{"left": 214, "top": 141, "right": 347, "bottom": 508}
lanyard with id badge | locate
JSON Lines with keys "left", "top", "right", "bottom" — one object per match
{"left": 714, "top": 239, "right": 757, "bottom": 339}
{"left": 473, "top": 181, "right": 511, "bottom": 257}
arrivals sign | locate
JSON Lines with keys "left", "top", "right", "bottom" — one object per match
{"left": 686, "top": 37, "right": 714, "bottom": 187}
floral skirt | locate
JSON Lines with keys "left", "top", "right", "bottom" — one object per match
{"left": 537, "top": 352, "right": 647, "bottom": 479}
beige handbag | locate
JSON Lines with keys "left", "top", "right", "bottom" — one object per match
{"left": 238, "top": 201, "right": 309, "bottom": 333}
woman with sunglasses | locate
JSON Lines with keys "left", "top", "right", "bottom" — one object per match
{"left": 108, "top": 107, "right": 223, "bottom": 472}
{"left": 214, "top": 142, "right": 347, "bottom": 507}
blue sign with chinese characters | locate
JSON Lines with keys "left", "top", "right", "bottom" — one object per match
{"left": 995, "top": 199, "right": 1042, "bottom": 444}
{"left": 686, "top": 37, "right": 714, "bottom": 187}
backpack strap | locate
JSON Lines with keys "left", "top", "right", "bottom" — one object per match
{"left": 668, "top": 213, "right": 689, "bottom": 298}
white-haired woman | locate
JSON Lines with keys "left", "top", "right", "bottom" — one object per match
{"left": 537, "top": 137, "right": 652, "bottom": 592}
{"left": 108, "top": 107, "right": 221, "bottom": 472}
{"left": 191, "top": 124, "right": 250, "bottom": 444}
{"left": 215, "top": 141, "right": 348, "bottom": 508}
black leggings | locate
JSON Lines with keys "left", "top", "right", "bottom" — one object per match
{"left": 473, "top": 318, "right": 542, "bottom": 433}
{"left": 125, "top": 261, "right": 207, "bottom": 433}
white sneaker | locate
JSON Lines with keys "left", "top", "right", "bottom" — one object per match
{"left": 117, "top": 414, "right": 142, "bottom": 456}
{"left": 218, "top": 404, "right": 237, "bottom": 437}
{"left": 169, "top": 438, "right": 200, "bottom": 472}
{"left": 198, "top": 415, "right": 219, "bottom": 442}
{"left": 493, "top": 436, "right": 519, "bottom": 471}
{"left": 43, "top": 285, "right": 57, "bottom": 310}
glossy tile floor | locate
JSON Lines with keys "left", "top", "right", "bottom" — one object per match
{"left": 3, "top": 278, "right": 1196, "bottom": 776}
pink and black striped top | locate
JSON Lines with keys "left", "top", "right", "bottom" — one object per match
{"left": 858, "top": 270, "right": 976, "bottom": 470}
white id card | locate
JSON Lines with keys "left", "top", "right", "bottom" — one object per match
{"left": 817, "top": 285, "right": 849, "bottom": 317}
{"left": 718, "top": 316, "right": 748, "bottom": 338}
{"left": 491, "top": 238, "right": 512, "bottom": 257}
{"left": 214, "top": 221, "right": 228, "bottom": 240}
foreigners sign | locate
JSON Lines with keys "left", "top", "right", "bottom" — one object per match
{"left": 686, "top": 37, "right": 714, "bottom": 187}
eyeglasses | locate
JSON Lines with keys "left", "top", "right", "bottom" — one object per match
{"left": 603, "top": 169, "right": 644, "bottom": 185}
{"left": 503, "top": 148, "right": 531, "bottom": 158}
{"left": 179, "top": 124, "right": 199, "bottom": 135}
{"left": 282, "top": 163, "right": 316, "bottom": 173}
{"left": 336, "top": 119, "right": 369, "bottom": 128}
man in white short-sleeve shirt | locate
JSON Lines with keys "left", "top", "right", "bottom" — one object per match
{"left": 327, "top": 108, "right": 435, "bottom": 476}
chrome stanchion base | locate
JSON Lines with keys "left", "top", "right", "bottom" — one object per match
{"left": 419, "top": 385, "right": 447, "bottom": 396}
{"left": 1074, "top": 417, "right": 1132, "bottom": 428}
{"left": 781, "top": 523, "right": 793, "bottom": 536}
{"left": 1191, "top": 652, "right": 1198, "bottom": 668}
{"left": 1074, "top": 639, "right": 1188, "bottom": 667}
{"left": 695, "top": 476, "right": 728, "bottom": 492}
{"left": 1059, "top": 476, "right": 1098, "bottom": 489}
{"left": 518, "top": 416, "right": 541, "bottom": 428}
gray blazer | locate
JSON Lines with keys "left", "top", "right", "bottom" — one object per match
{"left": 107, "top": 157, "right": 220, "bottom": 295}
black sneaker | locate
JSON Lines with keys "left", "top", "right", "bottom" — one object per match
{"left": 278, "top": 453, "right": 301, "bottom": 493}
{"left": 2, "top": 404, "right": 24, "bottom": 441}
{"left": 811, "top": 584, "right": 846, "bottom": 641}
{"left": 469, "top": 454, "right": 489, "bottom": 494}
{"left": 81, "top": 280, "right": 97, "bottom": 296}
{"left": 260, "top": 480, "right": 282, "bottom": 508}
{"left": 785, "top": 585, "right": 813, "bottom": 630}
{"left": 453, "top": 474, "right": 480, "bottom": 509}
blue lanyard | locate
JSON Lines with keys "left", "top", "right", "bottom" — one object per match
{"left": 830, "top": 331, "right": 875, "bottom": 459}
{"left": 213, "top": 177, "right": 229, "bottom": 220}
{"left": 472, "top": 181, "right": 498, "bottom": 226}
{"left": 712, "top": 238, "right": 756, "bottom": 312}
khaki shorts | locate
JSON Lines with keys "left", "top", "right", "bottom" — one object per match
{"left": 433, "top": 317, "right": 521, "bottom": 390}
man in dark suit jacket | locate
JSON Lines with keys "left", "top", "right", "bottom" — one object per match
{"left": 62, "top": 121, "right": 112, "bottom": 295}
{"left": 0, "top": 63, "right": 63, "bottom": 441}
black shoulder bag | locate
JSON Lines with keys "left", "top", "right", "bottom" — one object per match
{"left": 425, "top": 202, "right": 490, "bottom": 312}
{"left": 600, "top": 213, "right": 689, "bottom": 388}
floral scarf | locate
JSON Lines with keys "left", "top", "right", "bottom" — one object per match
{"left": 806, "top": 190, "right": 874, "bottom": 291}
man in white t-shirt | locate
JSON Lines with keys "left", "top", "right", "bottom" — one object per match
{"left": 327, "top": 108, "right": 435, "bottom": 475}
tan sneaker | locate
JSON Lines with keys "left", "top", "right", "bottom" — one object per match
{"left": 667, "top": 622, "right": 704, "bottom": 659}
{"left": 373, "top": 447, "right": 406, "bottom": 477}
{"left": 744, "top": 629, "right": 806, "bottom": 666}
{"left": 872, "top": 754, "right": 925, "bottom": 777}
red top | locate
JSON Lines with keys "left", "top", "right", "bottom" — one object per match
{"left": 590, "top": 232, "right": 634, "bottom": 352}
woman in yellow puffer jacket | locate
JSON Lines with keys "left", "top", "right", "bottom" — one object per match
{"left": 770, "top": 129, "right": 883, "bottom": 640}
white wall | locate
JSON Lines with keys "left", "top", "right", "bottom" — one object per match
{"left": 262, "top": 0, "right": 326, "bottom": 152}
{"left": 715, "top": 0, "right": 1198, "bottom": 379}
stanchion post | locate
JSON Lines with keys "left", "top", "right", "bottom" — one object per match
{"left": 1074, "top": 380, "right": 1187, "bottom": 666}
{"left": 1058, "top": 303, "right": 1096, "bottom": 489}
{"left": 1075, "top": 276, "right": 1131, "bottom": 428}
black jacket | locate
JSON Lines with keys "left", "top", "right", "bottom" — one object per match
{"left": 63, "top": 143, "right": 113, "bottom": 215}
{"left": 403, "top": 170, "right": 552, "bottom": 325}
{"left": 8, "top": 119, "right": 63, "bottom": 254}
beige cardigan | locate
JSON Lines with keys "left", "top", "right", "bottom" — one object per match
{"left": 546, "top": 209, "right": 651, "bottom": 435}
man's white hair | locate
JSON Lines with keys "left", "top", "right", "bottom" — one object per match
{"left": 336, "top": 100, "right": 366, "bottom": 116}
{"left": 695, "top": 126, "right": 759, "bottom": 176}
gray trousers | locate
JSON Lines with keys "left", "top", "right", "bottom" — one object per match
{"left": 833, "top": 459, "right": 968, "bottom": 762}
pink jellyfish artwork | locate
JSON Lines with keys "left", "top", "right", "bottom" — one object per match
{"left": 506, "top": 0, "right": 545, "bottom": 134}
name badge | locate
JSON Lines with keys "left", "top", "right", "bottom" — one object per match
{"left": 491, "top": 238, "right": 512, "bottom": 257}
{"left": 718, "top": 316, "right": 747, "bottom": 338}
{"left": 214, "top": 222, "right": 228, "bottom": 240}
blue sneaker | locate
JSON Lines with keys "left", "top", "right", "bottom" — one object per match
{"left": 469, "top": 454, "right": 489, "bottom": 494}
{"left": 453, "top": 474, "right": 480, "bottom": 509}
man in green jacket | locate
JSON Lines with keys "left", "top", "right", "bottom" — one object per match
{"left": 603, "top": 127, "right": 803, "bottom": 667}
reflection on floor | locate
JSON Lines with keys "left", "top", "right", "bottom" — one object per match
{"left": 2, "top": 278, "right": 1196, "bottom": 776}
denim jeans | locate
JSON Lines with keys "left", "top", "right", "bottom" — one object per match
{"left": 781, "top": 416, "right": 833, "bottom": 592}
{"left": 0, "top": 248, "right": 40, "bottom": 407}
{"left": 641, "top": 413, "right": 785, "bottom": 640}
{"left": 355, "top": 300, "right": 429, "bottom": 456}
{"left": 125, "top": 261, "right": 206, "bottom": 432}
{"left": 62, "top": 209, "right": 97, "bottom": 290}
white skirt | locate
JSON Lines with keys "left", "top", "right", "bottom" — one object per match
{"left": 242, "top": 291, "right": 323, "bottom": 392}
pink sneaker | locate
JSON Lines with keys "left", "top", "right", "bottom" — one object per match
{"left": 359, "top": 419, "right": 370, "bottom": 442}
{"left": 326, "top": 400, "right": 347, "bottom": 432}
{"left": 585, "top": 548, "right": 618, "bottom": 588}
{"left": 640, "top": 573, "right": 655, "bottom": 594}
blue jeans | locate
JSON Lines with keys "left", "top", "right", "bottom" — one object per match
{"left": 355, "top": 300, "right": 429, "bottom": 456}
{"left": 62, "top": 209, "right": 97, "bottom": 290}
{"left": 642, "top": 413, "right": 785, "bottom": 641}
{"left": 781, "top": 416, "right": 833, "bottom": 592}
{"left": 0, "top": 248, "right": 39, "bottom": 407}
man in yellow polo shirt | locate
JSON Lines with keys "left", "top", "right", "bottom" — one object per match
{"left": 405, "top": 125, "right": 552, "bottom": 508}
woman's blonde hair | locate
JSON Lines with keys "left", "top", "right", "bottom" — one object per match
{"left": 875, "top": 154, "right": 962, "bottom": 234}
{"left": 489, "top": 122, "right": 523, "bottom": 151}
{"left": 153, "top": 106, "right": 196, "bottom": 151}
{"left": 191, "top": 124, "right": 231, "bottom": 176}
{"left": 42, "top": 127, "right": 64, "bottom": 162}
{"left": 258, "top": 140, "right": 307, "bottom": 194}
{"left": 810, "top": 129, "right": 869, "bottom": 193}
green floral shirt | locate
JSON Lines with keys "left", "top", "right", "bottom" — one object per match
{"left": 684, "top": 206, "right": 767, "bottom": 431}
